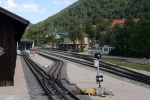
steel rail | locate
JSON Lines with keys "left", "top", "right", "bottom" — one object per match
{"left": 49, "top": 49, "right": 150, "bottom": 79}
{"left": 22, "top": 54, "right": 55, "bottom": 100}
{"left": 37, "top": 52, "right": 81, "bottom": 100}
{"left": 38, "top": 50, "right": 150, "bottom": 85}
{"left": 22, "top": 52, "right": 80, "bottom": 100}
{"left": 43, "top": 49, "right": 150, "bottom": 79}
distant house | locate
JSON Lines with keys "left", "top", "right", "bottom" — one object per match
{"left": 101, "top": 45, "right": 114, "bottom": 54}
{"left": 111, "top": 18, "right": 139, "bottom": 29}
{"left": 58, "top": 32, "right": 89, "bottom": 51}
{"left": 103, "top": 18, "right": 140, "bottom": 54}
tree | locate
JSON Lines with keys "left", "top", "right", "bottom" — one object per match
{"left": 68, "top": 20, "right": 83, "bottom": 49}
{"left": 130, "top": 13, "right": 150, "bottom": 53}
{"left": 84, "top": 21, "right": 94, "bottom": 40}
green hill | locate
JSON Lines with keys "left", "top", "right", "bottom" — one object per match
{"left": 25, "top": 0, "right": 150, "bottom": 44}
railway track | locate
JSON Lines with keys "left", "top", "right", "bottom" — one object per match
{"left": 38, "top": 49, "right": 150, "bottom": 85}
{"left": 22, "top": 52, "right": 80, "bottom": 100}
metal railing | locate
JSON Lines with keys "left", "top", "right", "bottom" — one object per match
{"left": 0, "top": 47, "right": 5, "bottom": 56}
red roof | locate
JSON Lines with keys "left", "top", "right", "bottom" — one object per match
{"left": 111, "top": 18, "right": 139, "bottom": 29}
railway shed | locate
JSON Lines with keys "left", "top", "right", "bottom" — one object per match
{"left": 0, "top": 7, "right": 29, "bottom": 86}
{"left": 17, "top": 39, "right": 34, "bottom": 54}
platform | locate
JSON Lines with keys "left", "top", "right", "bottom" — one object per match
{"left": 0, "top": 56, "right": 30, "bottom": 100}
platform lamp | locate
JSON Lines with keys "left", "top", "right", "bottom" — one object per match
{"left": 93, "top": 25, "right": 96, "bottom": 42}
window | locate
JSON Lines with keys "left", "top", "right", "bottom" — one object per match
{"left": 120, "top": 24, "right": 124, "bottom": 28}
{"left": 104, "top": 48, "right": 108, "bottom": 51}
{"left": 109, "top": 48, "right": 112, "bottom": 51}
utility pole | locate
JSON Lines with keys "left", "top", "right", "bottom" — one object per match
{"left": 76, "top": 22, "right": 77, "bottom": 50}
{"left": 93, "top": 25, "right": 96, "bottom": 42}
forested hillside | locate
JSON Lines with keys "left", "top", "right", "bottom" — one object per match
{"left": 24, "top": 0, "right": 150, "bottom": 48}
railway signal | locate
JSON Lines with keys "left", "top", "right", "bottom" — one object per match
{"left": 96, "top": 75, "right": 103, "bottom": 82}
{"left": 94, "top": 52, "right": 102, "bottom": 88}
{"left": 94, "top": 52, "right": 113, "bottom": 96}
{"left": 94, "top": 52, "right": 101, "bottom": 59}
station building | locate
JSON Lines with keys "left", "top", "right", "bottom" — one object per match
{"left": 58, "top": 33, "right": 89, "bottom": 51}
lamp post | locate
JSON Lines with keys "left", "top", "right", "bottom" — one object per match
{"left": 41, "top": 40, "right": 43, "bottom": 48}
{"left": 38, "top": 31, "right": 40, "bottom": 47}
{"left": 143, "top": 58, "right": 146, "bottom": 64}
{"left": 93, "top": 25, "right": 96, "bottom": 49}
{"left": 93, "top": 25, "right": 96, "bottom": 42}
{"left": 76, "top": 25, "right": 77, "bottom": 50}
{"left": 75, "top": 23, "right": 82, "bottom": 50}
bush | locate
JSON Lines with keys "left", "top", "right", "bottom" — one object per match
{"left": 109, "top": 49, "right": 150, "bottom": 58}
{"left": 77, "top": 48, "right": 84, "bottom": 52}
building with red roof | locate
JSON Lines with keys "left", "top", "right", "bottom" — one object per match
{"left": 111, "top": 18, "right": 139, "bottom": 29}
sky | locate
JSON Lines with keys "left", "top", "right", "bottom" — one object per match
{"left": 0, "top": 0, "right": 77, "bottom": 24}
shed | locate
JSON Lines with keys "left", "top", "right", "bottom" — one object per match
{"left": 18, "top": 39, "right": 34, "bottom": 50}
{"left": 17, "top": 39, "right": 34, "bottom": 54}
{"left": 0, "top": 7, "right": 29, "bottom": 86}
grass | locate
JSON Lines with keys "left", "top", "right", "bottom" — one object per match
{"left": 100, "top": 58, "right": 150, "bottom": 72}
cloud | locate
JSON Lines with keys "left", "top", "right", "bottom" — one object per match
{"left": 4, "top": 0, "right": 17, "bottom": 7}
{"left": 51, "top": 0, "right": 71, "bottom": 5}
{"left": 52, "top": 0, "right": 61, "bottom": 4}
{"left": 21, "top": 2, "right": 46, "bottom": 13}
{"left": 0, "top": 0, "right": 47, "bottom": 13}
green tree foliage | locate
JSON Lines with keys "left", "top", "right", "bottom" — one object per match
{"left": 130, "top": 13, "right": 150, "bottom": 53}
{"left": 68, "top": 20, "right": 83, "bottom": 49}
{"left": 109, "top": 13, "right": 150, "bottom": 58}
{"left": 23, "top": 0, "right": 150, "bottom": 52}
{"left": 25, "top": 0, "right": 150, "bottom": 40}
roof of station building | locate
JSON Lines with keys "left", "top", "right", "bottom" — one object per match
{"left": 54, "top": 32, "right": 68, "bottom": 36}
{"left": 64, "top": 32, "right": 89, "bottom": 37}
{"left": 19, "top": 39, "right": 33, "bottom": 44}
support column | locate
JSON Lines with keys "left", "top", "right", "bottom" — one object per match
{"left": 32, "top": 41, "right": 34, "bottom": 48}
{"left": 17, "top": 42, "right": 18, "bottom": 50}
{"left": 25, "top": 44, "right": 26, "bottom": 51}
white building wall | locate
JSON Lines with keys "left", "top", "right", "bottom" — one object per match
{"left": 101, "top": 45, "right": 113, "bottom": 54}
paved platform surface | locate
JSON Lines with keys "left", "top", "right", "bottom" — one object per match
{"left": 66, "top": 62, "right": 150, "bottom": 100}
{"left": 0, "top": 56, "right": 30, "bottom": 100}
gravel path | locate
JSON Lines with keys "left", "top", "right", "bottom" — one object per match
{"left": 20, "top": 56, "right": 49, "bottom": 100}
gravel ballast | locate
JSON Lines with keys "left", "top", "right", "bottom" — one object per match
{"left": 20, "top": 56, "right": 49, "bottom": 100}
